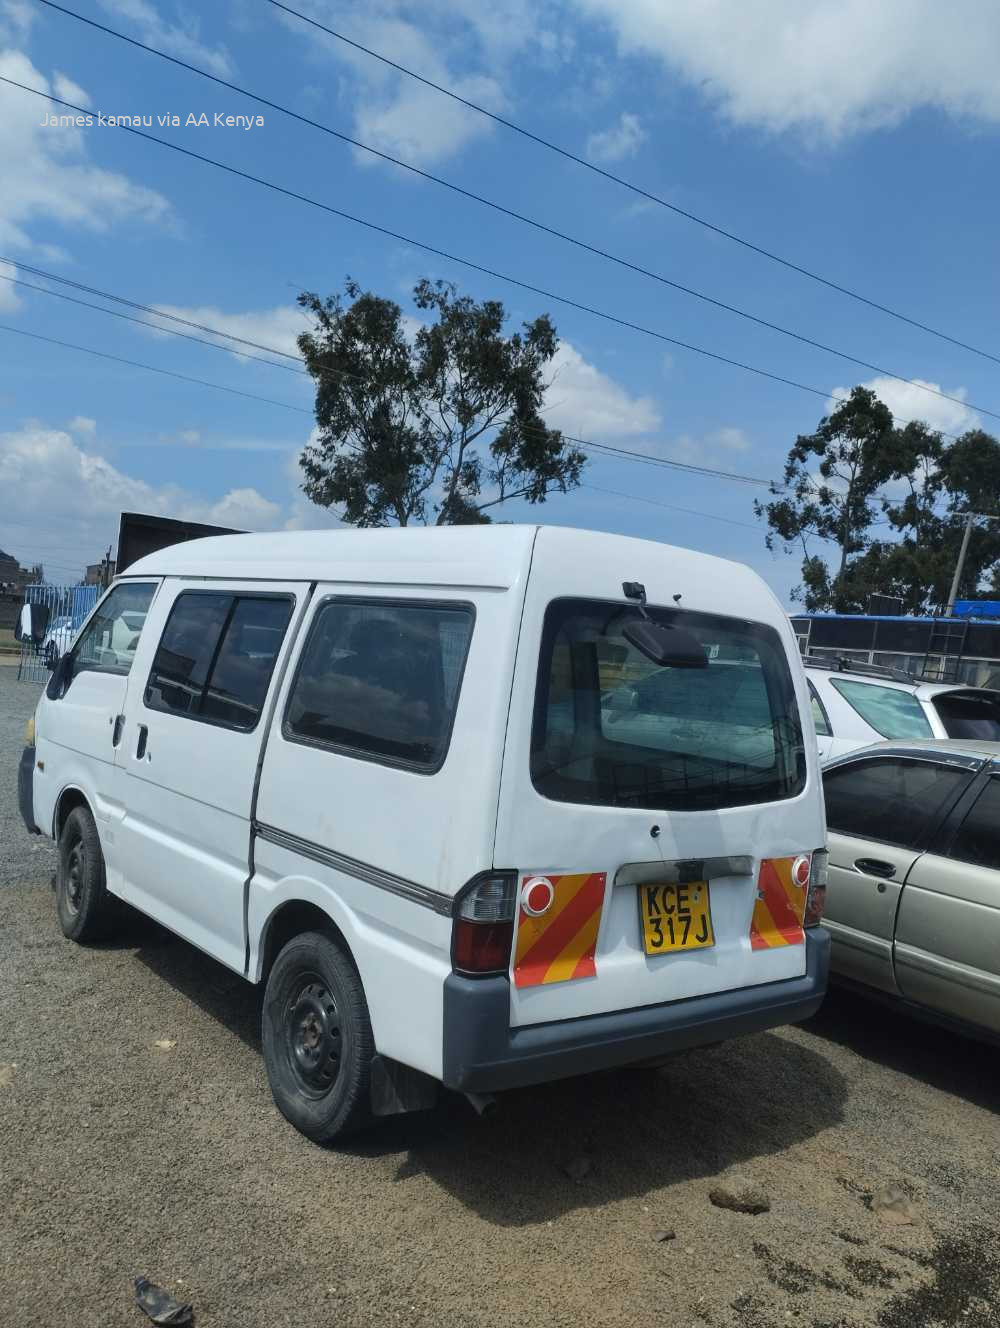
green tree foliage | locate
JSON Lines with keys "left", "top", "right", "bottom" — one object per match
{"left": 758, "top": 389, "right": 1000, "bottom": 612}
{"left": 296, "top": 278, "right": 586, "bottom": 526}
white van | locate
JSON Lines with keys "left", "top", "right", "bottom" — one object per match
{"left": 19, "top": 526, "right": 829, "bottom": 1142}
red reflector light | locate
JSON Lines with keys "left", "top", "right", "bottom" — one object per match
{"left": 453, "top": 919, "right": 514, "bottom": 976}
{"left": 792, "top": 854, "right": 811, "bottom": 888}
{"left": 522, "top": 876, "right": 555, "bottom": 917}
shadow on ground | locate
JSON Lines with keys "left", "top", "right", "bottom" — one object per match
{"left": 803, "top": 985, "right": 999, "bottom": 1115}
{"left": 129, "top": 925, "right": 849, "bottom": 1226}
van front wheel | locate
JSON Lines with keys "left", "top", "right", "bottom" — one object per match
{"left": 56, "top": 805, "right": 115, "bottom": 942}
{"left": 262, "top": 931, "right": 374, "bottom": 1143}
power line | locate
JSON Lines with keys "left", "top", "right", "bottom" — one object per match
{"left": 0, "top": 307, "right": 784, "bottom": 495}
{"left": 1, "top": 257, "right": 973, "bottom": 519}
{"left": 581, "top": 483, "right": 761, "bottom": 531}
{"left": 264, "top": 0, "right": 1000, "bottom": 371}
{"left": 33, "top": 0, "right": 994, "bottom": 422}
{"left": 0, "top": 273, "right": 306, "bottom": 375}
{"left": 0, "top": 257, "right": 306, "bottom": 363}
{"left": 5, "top": 75, "right": 992, "bottom": 438}
{"left": 0, "top": 322, "right": 313, "bottom": 414}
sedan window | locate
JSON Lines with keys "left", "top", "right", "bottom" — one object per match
{"left": 933, "top": 691, "right": 1000, "bottom": 741}
{"left": 808, "top": 681, "right": 832, "bottom": 737}
{"left": 949, "top": 778, "right": 1000, "bottom": 871}
{"left": 823, "top": 757, "right": 969, "bottom": 849}
{"left": 829, "top": 679, "right": 933, "bottom": 739}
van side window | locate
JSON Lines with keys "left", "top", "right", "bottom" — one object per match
{"left": 72, "top": 582, "right": 157, "bottom": 677}
{"left": 284, "top": 599, "right": 474, "bottom": 772}
{"left": 145, "top": 592, "right": 293, "bottom": 732}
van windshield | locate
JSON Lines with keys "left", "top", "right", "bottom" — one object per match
{"left": 531, "top": 598, "right": 806, "bottom": 811}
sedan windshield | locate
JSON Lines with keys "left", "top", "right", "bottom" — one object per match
{"left": 531, "top": 598, "right": 805, "bottom": 811}
{"left": 829, "top": 678, "right": 932, "bottom": 739}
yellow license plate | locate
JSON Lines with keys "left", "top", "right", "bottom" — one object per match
{"left": 639, "top": 882, "right": 714, "bottom": 954}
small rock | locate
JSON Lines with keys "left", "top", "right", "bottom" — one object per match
{"left": 0, "top": 1064, "right": 17, "bottom": 1087}
{"left": 708, "top": 1175, "right": 771, "bottom": 1215}
{"left": 870, "top": 1186, "right": 915, "bottom": 1225}
{"left": 654, "top": 1229, "right": 676, "bottom": 1243}
{"left": 152, "top": 1040, "right": 177, "bottom": 1052}
{"left": 562, "top": 1155, "right": 592, "bottom": 1184}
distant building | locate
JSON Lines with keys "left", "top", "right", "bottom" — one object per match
{"left": 84, "top": 559, "right": 116, "bottom": 586}
{"left": 0, "top": 548, "right": 43, "bottom": 592}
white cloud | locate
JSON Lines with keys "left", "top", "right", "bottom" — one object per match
{"left": 0, "top": 423, "right": 284, "bottom": 577}
{"left": 273, "top": 0, "right": 568, "bottom": 167}
{"left": 663, "top": 426, "right": 752, "bottom": 466}
{"left": 52, "top": 73, "right": 90, "bottom": 107}
{"left": 0, "top": 51, "right": 170, "bottom": 255}
{"left": 143, "top": 302, "right": 308, "bottom": 361}
{"left": 586, "top": 112, "right": 645, "bottom": 163}
{"left": 68, "top": 415, "right": 96, "bottom": 435}
{"left": 0, "top": 0, "right": 34, "bottom": 41}
{"left": 573, "top": 0, "right": 1000, "bottom": 138}
{"left": 543, "top": 341, "right": 661, "bottom": 437}
{"left": 353, "top": 72, "right": 506, "bottom": 168}
{"left": 0, "top": 260, "right": 22, "bottom": 312}
{"left": 96, "top": 0, "right": 233, "bottom": 79}
{"left": 828, "top": 376, "right": 980, "bottom": 436}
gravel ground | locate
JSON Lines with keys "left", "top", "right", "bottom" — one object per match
{"left": 0, "top": 671, "right": 55, "bottom": 889}
{"left": 1, "top": 669, "right": 998, "bottom": 1328}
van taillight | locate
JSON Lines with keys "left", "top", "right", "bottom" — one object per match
{"left": 452, "top": 872, "right": 516, "bottom": 977}
{"left": 805, "top": 849, "right": 828, "bottom": 927}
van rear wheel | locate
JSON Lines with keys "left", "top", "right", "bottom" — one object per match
{"left": 262, "top": 930, "right": 375, "bottom": 1143}
{"left": 56, "top": 806, "right": 115, "bottom": 942}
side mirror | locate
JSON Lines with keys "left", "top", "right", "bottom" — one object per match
{"left": 623, "top": 618, "right": 708, "bottom": 669}
{"left": 45, "top": 651, "right": 74, "bottom": 700}
{"left": 14, "top": 602, "right": 50, "bottom": 645}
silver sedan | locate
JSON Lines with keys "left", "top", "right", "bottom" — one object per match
{"left": 821, "top": 739, "right": 1000, "bottom": 1043}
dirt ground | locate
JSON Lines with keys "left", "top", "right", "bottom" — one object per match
{"left": 2, "top": 674, "right": 998, "bottom": 1327}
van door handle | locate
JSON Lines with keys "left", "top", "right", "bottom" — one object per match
{"left": 135, "top": 724, "right": 148, "bottom": 760}
{"left": 112, "top": 714, "right": 125, "bottom": 747}
{"left": 855, "top": 857, "right": 895, "bottom": 880}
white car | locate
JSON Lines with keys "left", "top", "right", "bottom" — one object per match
{"left": 805, "top": 658, "right": 1000, "bottom": 762}
{"left": 41, "top": 615, "right": 76, "bottom": 667}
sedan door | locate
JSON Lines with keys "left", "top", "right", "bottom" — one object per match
{"left": 894, "top": 771, "right": 1000, "bottom": 1034}
{"left": 822, "top": 754, "right": 974, "bottom": 993}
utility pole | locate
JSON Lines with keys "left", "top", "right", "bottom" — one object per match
{"left": 100, "top": 545, "right": 112, "bottom": 590}
{"left": 945, "top": 512, "right": 1000, "bottom": 616}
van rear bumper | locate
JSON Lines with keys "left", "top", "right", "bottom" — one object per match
{"left": 441, "top": 928, "right": 831, "bottom": 1092}
{"left": 18, "top": 746, "right": 39, "bottom": 836}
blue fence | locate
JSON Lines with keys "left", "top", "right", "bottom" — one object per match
{"left": 16, "top": 584, "right": 100, "bottom": 684}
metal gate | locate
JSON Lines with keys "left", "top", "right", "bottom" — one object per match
{"left": 16, "top": 584, "right": 100, "bottom": 684}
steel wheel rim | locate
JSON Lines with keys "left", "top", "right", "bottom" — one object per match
{"left": 64, "top": 839, "right": 85, "bottom": 914}
{"left": 285, "top": 974, "right": 342, "bottom": 1098}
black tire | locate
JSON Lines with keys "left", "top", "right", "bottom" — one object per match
{"left": 262, "top": 930, "right": 375, "bottom": 1143}
{"left": 56, "top": 805, "right": 115, "bottom": 942}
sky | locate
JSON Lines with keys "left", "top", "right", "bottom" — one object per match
{"left": 2, "top": 0, "right": 999, "bottom": 602}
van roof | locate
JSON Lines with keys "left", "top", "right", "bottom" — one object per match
{"left": 120, "top": 524, "right": 766, "bottom": 597}
{"left": 123, "top": 524, "right": 539, "bottom": 588}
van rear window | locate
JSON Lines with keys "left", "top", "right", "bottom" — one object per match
{"left": 531, "top": 598, "right": 806, "bottom": 811}
{"left": 284, "top": 598, "right": 474, "bottom": 772}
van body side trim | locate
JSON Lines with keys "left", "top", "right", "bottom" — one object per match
{"left": 254, "top": 821, "right": 454, "bottom": 916}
